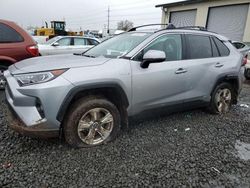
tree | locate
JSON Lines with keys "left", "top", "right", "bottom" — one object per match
{"left": 117, "top": 20, "right": 134, "bottom": 31}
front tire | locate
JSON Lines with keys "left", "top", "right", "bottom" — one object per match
{"left": 0, "top": 65, "right": 7, "bottom": 90}
{"left": 63, "top": 96, "right": 121, "bottom": 148}
{"left": 208, "top": 83, "right": 233, "bottom": 114}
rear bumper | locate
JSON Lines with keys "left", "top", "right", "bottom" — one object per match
{"left": 6, "top": 99, "right": 59, "bottom": 138}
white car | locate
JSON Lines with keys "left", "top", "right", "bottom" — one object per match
{"left": 38, "top": 36, "right": 100, "bottom": 56}
{"left": 33, "top": 36, "right": 49, "bottom": 44}
{"left": 231, "top": 41, "right": 250, "bottom": 79}
{"left": 232, "top": 41, "right": 250, "bottom": 56}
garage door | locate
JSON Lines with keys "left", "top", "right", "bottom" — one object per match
{"left": 170, "top": 10, "right": 197, "bottom": 27}
{"left": 207, "top": 4, "right": 249, "bottom": 41}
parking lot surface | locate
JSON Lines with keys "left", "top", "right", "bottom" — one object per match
{"left": 0, "top": 83, "right": 250, "bottom": 188}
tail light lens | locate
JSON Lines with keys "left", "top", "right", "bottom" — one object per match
{"left": 26, "top": 45, "right": 39, "bottom": 57}
{"left": 242, "top": 54, "right": 248, "bottom": 66}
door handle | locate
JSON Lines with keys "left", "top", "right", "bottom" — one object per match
{"left": 215, "top": 62, "right": 224, "bottom": 68}
{"left": 175, "top": 68, "right": 187, "bottom": 74}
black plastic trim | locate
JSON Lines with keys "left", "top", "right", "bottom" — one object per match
{"left": 56, "top": 82, "right": 129, "bottom": 122}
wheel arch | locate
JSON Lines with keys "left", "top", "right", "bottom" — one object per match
{"left": 0, "top": 56, "right": 16, "bottom": 67}
{"left": 57, "top": 83, "right": 129, "bottom": 127}
{"left": 211, "top": 74, "right": 240, "bottom": 104}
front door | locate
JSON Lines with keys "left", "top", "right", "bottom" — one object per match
{"left": 131, "top": 34, "right": 189, "bottom": 114}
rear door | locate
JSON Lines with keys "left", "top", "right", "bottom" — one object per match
{"left": 180, "top": 34, "right": 231, "bottom": 103}
{"left": 72, "top": 38, "right": 90, "bottom": 53}
{"left": 131, "top": 34, "right": 189, "bottom": 114}
{"left": 49, "top": 37, "right": 73, "bottom": 55}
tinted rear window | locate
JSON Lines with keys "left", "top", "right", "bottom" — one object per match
{"left": 213, "top": 37, "right": 230, "bottom": 56}
{"left": 211, "top": 37, "right": 220, "bottom": 57}
{"left": 0, "top": 23, "right": 24, "bottom": 43}
{"left": 186, "top": 35, "right": 212, "bottom": 59}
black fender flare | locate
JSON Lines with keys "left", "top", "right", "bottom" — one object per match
{"left": 56, "top": 82, "right": 129, "bottom": 122}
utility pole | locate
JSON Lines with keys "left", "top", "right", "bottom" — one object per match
{"left": 107, "top": 6, "right": 110, "bottom": 34}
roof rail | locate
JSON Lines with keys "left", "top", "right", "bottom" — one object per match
{"left": 128, "top": 24, "right": 175, "bottom": 32}
{"left": 176, "top": 26, "right": 207, "bottom": 31}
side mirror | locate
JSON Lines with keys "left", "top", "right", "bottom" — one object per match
{"left": 52, "top": 42, "right": 59, "bottom": 47}
{"left": 141, "top": 50, "right": 166, "bottom": 68}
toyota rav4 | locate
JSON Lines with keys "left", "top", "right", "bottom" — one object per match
{"left": 4, "top": 25, "right": 245, "bottom": 148}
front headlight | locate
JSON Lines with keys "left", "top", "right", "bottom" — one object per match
{"left": 14, "top": 69, "right": 68, "bottom": 86}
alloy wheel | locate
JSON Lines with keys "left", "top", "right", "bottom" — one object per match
{"left": 215, "top": 88, "right": 232, "bottom": 113}
{"left": 77, "top": 108, "right": 114, "bottom": 145}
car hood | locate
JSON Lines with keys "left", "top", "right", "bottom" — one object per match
{"left": 11, "top": 54, "right": 110, "bottom": 74}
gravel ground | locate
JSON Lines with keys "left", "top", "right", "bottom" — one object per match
{"left": 0, "top": 83, "right": 250, "bottom": 188}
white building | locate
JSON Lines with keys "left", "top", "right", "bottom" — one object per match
{"left": 156, "top": 0, "right": 250, "bottom": 43}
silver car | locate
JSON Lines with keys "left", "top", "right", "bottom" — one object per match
{"left": 38, "top": 36, "right": 100, "bottom": 56}
{"left": 4, "top": 25, "right": 244, "bottom": 148}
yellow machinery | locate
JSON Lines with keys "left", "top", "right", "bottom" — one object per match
{"left": 35, "top": 21, "right": 83, "bottom": 38}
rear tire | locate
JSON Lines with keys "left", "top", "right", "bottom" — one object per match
{"left": 63, "top": 96, "right": 121, "bottom": 148}
{"left": 208, "top": 82, "right": 233, "bottom": 114}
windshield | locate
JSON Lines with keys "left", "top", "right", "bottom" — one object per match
{"left": 45, "top": 36, "right": 60, "bottom": 45}
{"left": 83, "top": 32, "right": 151, "bottom": 58}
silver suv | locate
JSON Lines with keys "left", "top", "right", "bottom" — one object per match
{"left": 4, "top": 25, "right": 245, "bottom": 148}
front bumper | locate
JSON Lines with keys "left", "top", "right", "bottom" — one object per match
{"left": 4, "top": 68, "right": 74, "bottom": 138}
{"left": 5, "top": 99, "right": 59, "bottom": 138}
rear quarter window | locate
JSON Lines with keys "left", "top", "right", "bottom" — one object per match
{"left": 212, "top": 37, "right": 230, "bottom": 56}
{"left": 0, "top": 23, "right": 24, "bottom": 43}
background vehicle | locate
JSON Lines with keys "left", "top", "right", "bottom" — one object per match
{"left": 245, "top": 61, "right": 250, "bottom": 80}
{"left": 5, "top": 25, "right": 244, "bottom": 148}
{"left": 32, "top": 36, "right": 49, "bottom": 44}
{"left": 0, "top": 19, "right": 39, "bottom": 89}
{"left": 38, "top": 36, "right": 100, "bottom": 56}
{"left": 35, "top": 21, "right": 83, "bottom": 39}
{"left": 232, "top": 41, "right": 250, "bottom": 54}
{"left": 232, "top": 41, "right": 250, "bottom": 79}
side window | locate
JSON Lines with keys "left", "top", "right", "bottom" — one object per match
{"left": 74, "top": 38, "right": 86, "bottom": 45}
{"left": 211, "top": 37, "right": 220, "bottom": 57}
{"left": 0, "top": 23, "right": 24, "bottom": 43}
{"left": 134, "top": 34, "right": 182, "bottom": 61}
{"left": 186, "top": 35, "right": 212, "bottom": 59}
{"left": 213, "top": 37, "right": 230, "bottom": 56}
{"left": 57, "top": 38, "right": 71, "bottom": 46}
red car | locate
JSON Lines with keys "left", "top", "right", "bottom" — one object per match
{"left": 0, "top": 19, "right": 39, "bottom": 88}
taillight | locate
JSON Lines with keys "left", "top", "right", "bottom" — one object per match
{"left": 242, "top": 54, "right": 248, "bottom": 66}
{"left": 26, "top": 45, "right": 39, "bottom": 57}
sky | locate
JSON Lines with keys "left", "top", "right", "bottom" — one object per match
{"left": 0, "top": 0, "right": 184, "bottom": 31}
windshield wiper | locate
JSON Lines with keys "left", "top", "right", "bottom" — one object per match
{"left": 82, "top": 54, "right": 96, "bottom": 58}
